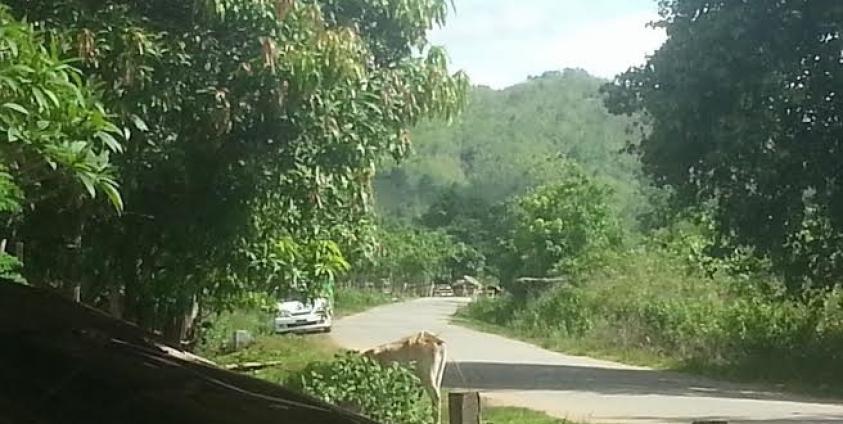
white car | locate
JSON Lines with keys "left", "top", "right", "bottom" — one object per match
{"left": 274, "top": 297, "right": 332, "bottom": 334}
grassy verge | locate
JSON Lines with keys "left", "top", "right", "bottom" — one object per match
{"left": 196, "top": 287, "right": 397, "bottom": 355}
{"left": 209, "top": 333, "right": 339, "bottom": 383}
{"left": 204, "top": 330, "right": 569, "bottom": 423}
{"left": 455, "top": 310, "right": 841, "bottom": 398}
{"left": 482, "top": 407, "right": 576, "bottom": 424}
{"left": 452, "top": 315, "right": 676, "bottom": 370}
{"left": 335, "top": 287, "right": 397, "bottom": 317}
{"left": 195, "top": 292, "right": 572, "bottom": 423}
{"left": 440, "top": 393, "right": 576, "bottom": 424}
{"left": 456, "top": 246, "right": 843, "bottom": 398}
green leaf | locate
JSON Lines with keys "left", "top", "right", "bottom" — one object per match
{"left": 32, "top": 87, "right": 48, "bottom": 110}
{"left": 2, "top": 103, "right": 29, "bottom": 115}
{"left": 78, "top": 173, "right": 97, "bottom": 198}
{"left": 130, "top": 114, "right": 149, "bottom": 131}
{"left": 95, "top": 131, "right": 123, "bottom": 153}
{"left": 42, "top": 88, "right": 60, "bottom": 108}
{"left": 6, "top": 127, "right": 20, "bottom": 142}
{"left": 101, "top": 180, "right": 124, "bottom": 212}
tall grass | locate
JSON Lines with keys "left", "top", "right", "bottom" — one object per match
{"left": 196, "top": 287, "right": 396, "bottom": 355}
{"left": 462, "top": 246, "right": 843, "bottom": 389}
{"left": 334, "top": 287, "right": 396, "bottom": 317}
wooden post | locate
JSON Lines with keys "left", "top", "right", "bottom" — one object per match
{"left": 448, "top": 391, "right": 480, "bottom": 424}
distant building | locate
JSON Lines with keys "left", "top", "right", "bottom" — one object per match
{"left": 452, "top": 275, "right": 482, "bottom": 297}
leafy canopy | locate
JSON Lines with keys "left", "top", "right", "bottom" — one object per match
{"left": 0, "top": 5, "right": 122, "bottom": 283}
{"left": 502, "top": 159, "right": 621, "bottom": 283}
{"left": 603, "top": 0, "right": 843, "bottom": 291}
{"left": 376, "top": 69, "right": 646, "bottom": 225}
{"left": 4, "top": 0, "right": 467, "bottom": 335}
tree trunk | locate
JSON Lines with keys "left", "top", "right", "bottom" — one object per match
{"left": 63, "top": 283, "right": 81, "bottom": 302}
{"left": 108, "top": 287, "right": 124, "bottom": 318}
{"left": 162, "top": 298, "right": 200, "bottom": 348}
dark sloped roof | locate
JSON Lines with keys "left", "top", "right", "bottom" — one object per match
{"left": 453, "top": 275, "right": 481, "bottom": 287}
{"left": 0, "top": 281, "right": 379, "bottom": 424}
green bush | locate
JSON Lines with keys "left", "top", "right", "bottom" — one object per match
{"left": 195, "top": 307, "right": 273, "bottom": 355}
{"left": 335, "top": 287, "right": 394, "bottom": 316}
{"left": 288, "top": 352, "right": 433, "bottom": 424}
{"left": 462, "top": 241, "right": 843, "bottom": 387}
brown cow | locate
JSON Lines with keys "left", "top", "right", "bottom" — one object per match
{"left": 363, "top": 331, "right": 447, "bottom": 423}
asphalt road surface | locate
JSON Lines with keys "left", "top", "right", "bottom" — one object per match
{"left": 331, "top": 297, "right": 843, "bottom": 424}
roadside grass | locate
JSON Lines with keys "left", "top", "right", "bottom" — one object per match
{"left": 451, "top": 315, "right": 676, "bottom": 371}
{"left": 454, "top": 246, "right": 843, "bottom": 399}
{"left": 206, "top": 332, "right": 568, "bottom": 423}
{"left": 195, "top": 307, "right": 275, "bottom": 357}
{"left": 210, "top": 333, "right": 339, "bottom": 383}
{"left": 335, "top": 287, "right": 397, "bottom": 317}
{"left": 196, "top": 290, "right": 571, "bottom": 423}
{"left": 196, "top": 287, "right": 397, "bottom": 355}
{"left": 441, "top": 393, "right": 578, "bottom": 424}
{"left": 456, "top": 310, "right": 843, "bottom": 400}
{"left": 482, "top": 406, "right": 578, "bottom": 424}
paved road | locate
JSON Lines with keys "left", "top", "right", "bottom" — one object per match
{"left": 331, "top": 297, "right": 843, "bottom": 424}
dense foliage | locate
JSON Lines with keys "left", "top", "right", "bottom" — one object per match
{"left": 1, "top": 0, "right": 467, "bottom": 339}
{"left": 289, "top": 352, "right": 433, "bottom": 424}
{"left": 604, "top": 0, "right": 843, "bottom": 292}
{"left": 500, "top": 162, "right": 621, "bottom": 283}
{"left": 347, "top": 222, "right": 463, "bottom": 290}
{"left": 463, "top": 228, "right": 843, "bottom": 385}
{"left": 402, "top": 158, "right": 621, "bottom": 286}
{"left": 0, "top": 5, "right": 121, "bottom": 284}
{"left": 376, "top": 69, "right": 647, "bottom": 227}
{"left": 456, "top": 0, "right": 843, "bottom": 389}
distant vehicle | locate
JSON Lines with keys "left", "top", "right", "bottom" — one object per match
{"left": 274, "top": 296, "right": 332, "bottom": 334}
{"left": 432, "top": 283, "right": 454, "bottom": 297}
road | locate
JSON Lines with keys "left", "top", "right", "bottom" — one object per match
{"left": 331, "top": 297, "right": 843, "bottom": 424}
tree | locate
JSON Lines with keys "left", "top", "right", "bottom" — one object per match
{"left": 603, "top": 0, "right": 843, "bottom": 292}
{"left": 0, "top": 5, "right": 122, "bottom": 287}
{"left": 7, "top": 0, "right": 467, "bottom": 339}
{"left": 501, "top": 159, "right": 620, "bottom": 284}
{"left": 346, "top": 221, "right": 458, "bottom": 292}
{"left": 445, "top": 241, "right": 485, "bottom": 279}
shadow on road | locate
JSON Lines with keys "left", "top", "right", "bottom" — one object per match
{"left": 442, "top": 361, "right": 843, "bottom": 405}
{"left": 600, "top": 416, "right": 843, "bottom": 424}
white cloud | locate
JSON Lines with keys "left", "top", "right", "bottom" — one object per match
{"left": 428, "top": 1, "right": 666, "bottom": 89}
{"left": 550, "top": 13, "right": 666, "bottom": 79}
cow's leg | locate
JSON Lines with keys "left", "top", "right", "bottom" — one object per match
{"left": 431, "top": 387, "right": 441, "bottom": 424}
{"left": 424, "top": 353, "right": 446, "bottom": 424}
{"left": 432, "top": 349, "right": 446, "bottom": 424}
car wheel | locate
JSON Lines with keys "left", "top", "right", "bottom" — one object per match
{"left": 323, "top": 327, "right": 332, "bottom": 333}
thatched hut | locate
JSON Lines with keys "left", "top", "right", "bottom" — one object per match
{"left": 452, "top": 275, "right": 482, "bottom": 297}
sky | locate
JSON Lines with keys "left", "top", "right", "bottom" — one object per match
{"left": 428, "top": 0, "right": 667, "bottom": 89}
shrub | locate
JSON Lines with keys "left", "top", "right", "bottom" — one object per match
{"left": 335, "top": 287, "right": 393, "bottom": 316}
{"left": 195, "top": 306, "right": 273, "bottom": 355}
{"left": 287, "top": 352, "right": 433, "bottom": 424}
{"left": 462, "top": 239, "right": 843, "bottom": 386}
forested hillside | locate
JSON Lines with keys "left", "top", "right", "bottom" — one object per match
{"left": 375, "top": 69, "right": 646, "bottom": 225}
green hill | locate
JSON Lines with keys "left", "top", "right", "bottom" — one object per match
{"left": 374, "top": 68, "right": 646, "bottom": 224}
